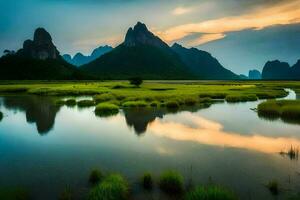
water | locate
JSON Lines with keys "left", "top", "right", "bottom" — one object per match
{"left": 0, "top": 90, "right": 299, "bottom": 200}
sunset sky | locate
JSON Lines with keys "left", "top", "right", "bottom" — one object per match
{"left": 1, "top": 0, "right": 300, "bottom": 74}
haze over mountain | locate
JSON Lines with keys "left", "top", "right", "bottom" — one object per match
{"left": 262, "top": 60, "right": 300, "bottom": 80}
{"left": 0, "top": 28, "right": 90, "bottom": 80}
{"left": 63, "top": 45, "right": 113, "bottom": 66}
{"left": 81, "top": 22, "right": 238, "bottom": 80}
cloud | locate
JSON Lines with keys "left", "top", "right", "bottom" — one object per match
{"left": 158, "top": 0, "right": 300, "bottom": 46}
{"left": 172, "top": 6, "right": 192, "bottom": 15}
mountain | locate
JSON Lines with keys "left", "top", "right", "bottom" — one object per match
{"left": 248, "top": 69, "right": 261, "bottom": 79}
{"left": 63, "top": 45, "right": 113, "bottom": 66}
{"left": 0, "top": 28, "right": 90, "bottom": 80}
{"left": 81, "top": 22, "right": 195, "bottom": 79}
{"left": 171, "top": 43, "right": 238, "bottom": 80}
{"left": 262, "top": 60, "right": 300, "bottom": 80}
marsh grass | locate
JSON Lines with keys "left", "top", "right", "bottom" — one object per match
{"left": 65, "top": 99, "right": 76, "bottom": 107}
{"left": 159, "top": 170, "right": 184, "bottom": 194}
{"left": 166, "top": 100, "right": 179, "bottom": 109}
{"left": 77, "top": 100, "right": 95, "bottom": 107}
{"left": 122, "top": 100, "right": 148, "bottom": 107}
{"left": 225, "top": 94, "right": 257, "bottom": 103}
{"left": 141, "top": 173, "right": 153, "bottom": 190}
{"left": 266, "top": 180, "right": 279, "bottom": 195}
{"left": 150, "top": 101, "right": 160, "bottom": 107}
{"left": 184, "top": 98, "right": 197, "bottom": 106}
{"left": 89, "top": 169, "right": 103, "bottom": 185}
{"left": 94, "top": 93, "right": 116, "bottom": 103}
{"left": 59, "top": 186, "right": 73, "bottom": 200}
{"left": 0, "top": 187, "right": 30, "bottom": 200}
{"left": 95, "top": 103, "right": 119, "bottom": 117}
{"left": 258, "top": 100, "right": 300, "bottom": 123}
{"left": 280, "top": 146, "right": 299, "bottom": 160}
{"left": 185, "top": 185, "right": 238, "bottom": 200}
{"left": 88, "top": 174, "right": 129, "bottom": 200}
{"left": 55, "top": 99, "right": 66, "bottom": 106}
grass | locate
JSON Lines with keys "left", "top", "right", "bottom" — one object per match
{"left": 166, "top": 100, "right": 180, "bottom": 109}
{"left": 266, "top": 180, "right": 279, "bottom": 195}
{"left": 257, "top": 100, "right": 300, "bottom": 123}
{"left": 65, "top": 99, "right": 76, "bottom": 106}
{"left": 0, "top": 187, "right": 30, "bottom": 200}
{"left": 59, "top": 186, "right": 73, "bottom": 200}
{"left": 185, "top": 185, "right": 238, "bottom": 200}
{"left": 280, "top": 146, "right": 299, "bottom": 160}
{"left": 141, "top": 173, "right": 153, "bottom": 190}
{"left": 88, "top": 174, "right": 129, "bottom": 200}
{"left": 122, "top": 100, "right": 148, "bottom": 107}
{"left": 77, "top": 99, "right": 95, "bottom": 107}
{"left": 89, "top": 169, "right": 103, "bottom": 185}
{"left": 225, "top": 94, "right": 257, "bottom": 103}
{"left": 95, "top": 103, "right": 119, "bottom": 117}
{"left": 159, "top": 170, "right": 184, "bottom": 194}
{"left": 0, "top": 111, "right": 3, "bottom": 121}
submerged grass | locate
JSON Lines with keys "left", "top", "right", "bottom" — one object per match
{"left": 88, "top": 174, "right": 129, "bottom": 200}
{"left": 185, "top": 185, "right": 238, "bottom": 200}
{"left": 266, "top": 180, "right": 279, "bottom": 195}
{"left": 89, "top": 169, "right": 103, "bottom": 185}
{"left": 95, "top": 103, "right": 119, "bottom": 117}
{"left": 0, "top": 187, "right": 30, "bottom": 200}
{"left": 258, "top": 100, "right": 300, "bottom": 123}
{"left": 141, "top": 173, "right": 153, "bottom": 190}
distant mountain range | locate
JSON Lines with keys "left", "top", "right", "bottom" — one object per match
{"left": 81, "top": 22, "right": 239, "bottom": 80}
{"left": 0, "top": 22, "right": 298, "bottom": 80}
{"left": 63, "top": 45, "right": 113, "bottom": 66}
{"left": 0, "top": 28, "right": 91, "bottom": 80}
{"left": 262, "top": 60, "right": 300, "bottom": 80}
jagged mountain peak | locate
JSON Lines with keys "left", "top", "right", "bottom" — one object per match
{"left": 124, "top": 22, "right": 169, "bottom": 49}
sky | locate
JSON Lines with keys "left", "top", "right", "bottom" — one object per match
{"left": 0, "top": 0, "right": 300, "bottom": 74}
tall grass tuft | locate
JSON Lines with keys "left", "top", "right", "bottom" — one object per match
{"left": 89, "top": 169, "right": 103, "bottom": 185}
{"left": 185, "top": 185, "right": 238, "bottom": 200}
{"left": 88, "top": 174, "right": 129, "bottom": 200}
{"left": 95, "top": 103, "right": 119, "bottom": 117}
{"left": 225, "top": 94, "right": 257, "bottom": 103}
{"left": 266, "top": 180, "right": 279, "bottom": 195}
{"left": 141, "top": 173, "right": 153, "bottom": 190}
{"left": 159, "top": 170, "right": 184, "bottom": 194}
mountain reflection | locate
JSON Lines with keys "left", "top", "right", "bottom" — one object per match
{"left": 148, "top": 112, "right": 300, "bottom": 154}
{"left": 2, "top": 96, "right": 60, "bottom": 135}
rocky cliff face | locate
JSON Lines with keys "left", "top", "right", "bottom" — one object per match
{"left": 124, "top": 22, "right": 170, "bottom": 50}
{"left": 262, "top": 60, "right": 291, "bottom": 79}
{"left": 19, "top": 28, "right": 59, "bottom": 60}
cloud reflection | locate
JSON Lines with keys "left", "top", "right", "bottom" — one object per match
{"left": 148, "top": 113, "right": 300, "bottom": 154}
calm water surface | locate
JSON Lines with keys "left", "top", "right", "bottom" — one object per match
{"left": 0, "top": 90, "right": 299, "bottom": 200}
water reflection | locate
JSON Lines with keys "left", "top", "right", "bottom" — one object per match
{"left": 149, "top": 112, "right": 300, "bottom": 154}
{"left": 2, "top": 96, "right": 60, "bottom": 134}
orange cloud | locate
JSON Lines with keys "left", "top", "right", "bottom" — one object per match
{"left": 172, "top": 6, "right": 192, "bottom": 15}
{"left": 148, "top": 113, "right": 300, "bottom": 154}
{"left": 158, "top": 1, "right": 300, "bottom": 46}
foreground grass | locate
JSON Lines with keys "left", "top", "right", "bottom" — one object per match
{"left": 257, "top": 100, "right": 300, "bottom": 123}
{"left": 186, "top": 186, "right": 238, "bottom": 200}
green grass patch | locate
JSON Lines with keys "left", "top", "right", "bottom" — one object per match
{"left": 88, "top": 174, "right": 129, "bottom": 200}
{"left": 65, "top": 99, "right": 76, "bottom": 106}
{"left": 225, "top": 94, "right": 257, "bottom": 102}
{"left": 258, "top": 100, "right": 300, "bottom": 123}
{"left": 77, "top": 100, "right": 95, "bottom": 107}
{"left": 184, "top": 97, "right": 197, "bottom": 106}
{"left": 185, "top": 185, "right": 238, "bottom": 200}
{"left": 122, "top": 100, "right": 148, "bottom": 108}
{"left": 95, "top": 103, "right": 119, "bottom": 117}
{"left": 94, "top": 93, "right": 115, "bottom": 103}
{"left": 159, "top": 170, "right": 184, "bottom": 194}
